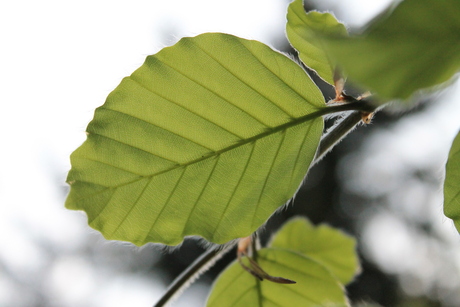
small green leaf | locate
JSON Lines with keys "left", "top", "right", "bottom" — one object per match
{"left": 324, "top": 0, "right": 460, "bottom": 100}
{"left": 286, "top": 0, "right": 348, "bottom": 84}
{"left": 206, "top": 248, "right": 348, "bottom": 307}
{"left": 270, "top": 217, "right": 360, "bottom": 284}
{"left": 444, "top": 131, "right": 460, "bottom": 233}
{"left": 66, "top": 33, "right": 325, "bottom": 246}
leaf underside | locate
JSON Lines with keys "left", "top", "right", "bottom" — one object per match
{"left": 286, "top": 0, "right": 348, "bottom": 85}
{"left": 444, "top": 131, "right": 460, "bottom": 233}
{"left": 270, "top": 217, "right": 360, "bottom": 284}
{"left": 66, "top": 33, "right": 325, "bottom": 246}
{"left": 324, "top": 0, "right": 460, "bottom": 100}
{"left": 206, "top": 248, "right": 348, "bottom": 307}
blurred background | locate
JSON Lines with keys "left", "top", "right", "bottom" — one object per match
{"left": 1, "top": 0, "right": 460, "bottom": 306}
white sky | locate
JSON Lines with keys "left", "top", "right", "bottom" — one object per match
{"left": 4, "top": 0, "right": 460, "bottom": 306}
{"left": 0, "top": 1, "right": 289, "bottom": 306}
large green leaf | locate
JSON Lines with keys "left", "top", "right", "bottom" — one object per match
{"left": 206, "top": 248, "right": 348, "bottom": 307}
{"left": 444, "top": 131, "right": 460, "bottom": 233}
{"left": 324, "top": 0, "right": 460, "bottom": 100}
{"left": 66, "top": 33, "right": 325, "bottom": 246}
{"left": 286, "top": 0, "right": 348, "bottom": 85}
{"left": 270, "top": 217, "right": 360, "bottom": 284}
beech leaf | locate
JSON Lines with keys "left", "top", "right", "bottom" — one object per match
{"left": 66, "top": 33, "right": 325, "bottom": 246}
{"left": 444, "top": 131, "right": 460, "bottom": 233}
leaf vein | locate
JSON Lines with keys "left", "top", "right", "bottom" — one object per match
{"left": 142, "top": 167, "right": 188, "bottom": 243}
{"left": 212, "top": 141, "right": 257, "bottom": 239}
{"left": 128, "top": 75, "right": 250, "bottom": 138}
{"left": 236, "top": 39, "right": 319, "bottom": 112}
{"left": 180, "top": 155, "right": 221, "bottom": 237}
{"left": 263, "top": 256, "right": 333, "bottom": 283}
{"left": 289, "top": 122, "right": 315, "bottom": 188}
{"left": 232, "top": 286, "right": 257, "bottom": 307}
{"left": 251, "top": 129, "right": 287, "bottom": 228}
{"left": 72, "top": 155, "right": 146, "bottom": 177}
{"left": 262, "top": 295, "right": 283, "bottom": 307}
{"left": 152, "top": 56, "right": 270, "bottom": 131}
{"left": 191, "top": 40, "right": 295, "bottom": 120}
{"left": 208, "top": 265, "right": 251, "bottom": 303}
{"left": 87, "top": 132, "right": 182, "bottom": 165}
{"left": 109, "top": 177, "right": 153, "bottom": 238}
{"left": 99, "top": 107, "right": 218, "bottom": 151}
{"left": 88, "top": 186, "right": 117, "bottom": 225}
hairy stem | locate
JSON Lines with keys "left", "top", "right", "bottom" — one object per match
{"left": 321, "top": 99, "right": 376, "bottom": 115}
{"left": 313, "top": 111, "right": 363, "bottom": 164}
{"left": 313, "top": 98, "right": 380, "bottom": 164}
{"left": 153, "top": 244, "right": 234, "bottom": 307}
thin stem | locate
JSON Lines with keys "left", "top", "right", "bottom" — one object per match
{"left": 153, "top": 244, "right": 234, "bottom": 307}
{"left": 313, "top": 111, "right": 363, "bottom": 164}
{"left": 321, "top": 100, "right": 376, "bottom": 114}
{"left": 313, "top": 98, "right": 379, "bottom": 164}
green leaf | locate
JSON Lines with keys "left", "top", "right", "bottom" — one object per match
{"left": 66, "top": 33, "right": 325, "bottom": 246}
{"left": 444, "top": 131, "right": 460, "bottom": 233}
{"left": 270, "top": 217, "right": 360, "bottom": 284}
{"left": 324, "top": 0, "right": 460, "bottom": 100}
{"left": 206, "top": 248, "right": 348, "bottom": 307}
{"left": 286, "top": 0, "right": 348, "bottom": 85}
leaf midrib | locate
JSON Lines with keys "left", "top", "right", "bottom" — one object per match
{"left": 71, "top": 107, "right": 327, "bottom": 203}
